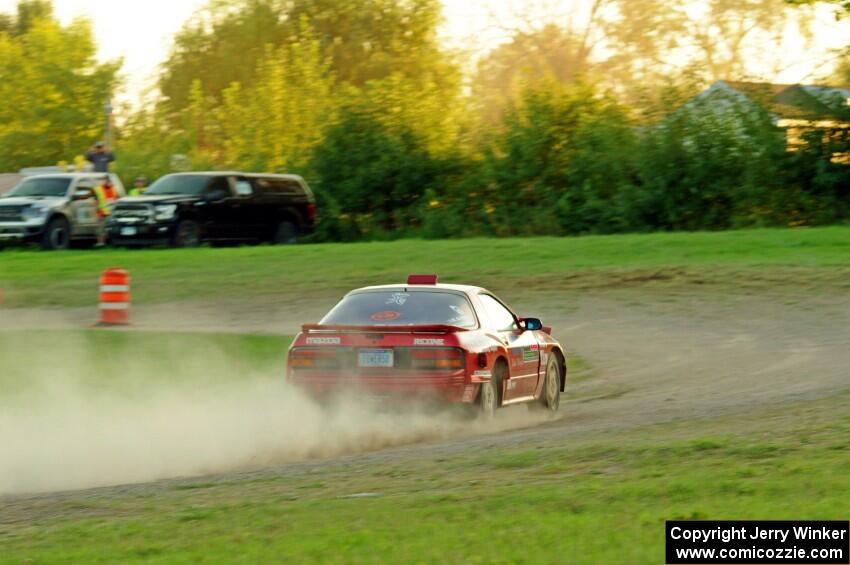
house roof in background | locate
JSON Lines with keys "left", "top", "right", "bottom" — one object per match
{"left": 704, "top": 81, "right": 850, "bottom": 121}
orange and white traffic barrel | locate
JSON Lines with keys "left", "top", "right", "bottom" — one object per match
{"left": 99, "top": 268, "right": 130, "bottom": 325}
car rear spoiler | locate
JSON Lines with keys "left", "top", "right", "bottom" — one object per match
{"left": 301, "top": 323, "right": 470, "bottom": 334}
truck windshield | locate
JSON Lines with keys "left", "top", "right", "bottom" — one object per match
{"left": 320, "top": 291, "right": 477, "bottom": 328}
{"left": 8, "top": 178, "right": 71, "bottom": 197}
{"left": 145, "top": 175, "right": 210, "bottom": 196}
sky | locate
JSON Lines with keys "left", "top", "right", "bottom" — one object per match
{"left": 1, "top": 0, "right": 848, "bottom": 107}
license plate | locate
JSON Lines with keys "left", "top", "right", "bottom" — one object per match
{"left": 120, "top": 227, "right": 137, "bottom": 236}
{"left": 358, "top": 349, "right": 394, "bottom": 368}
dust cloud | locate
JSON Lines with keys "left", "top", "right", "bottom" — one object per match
{"left": 0, "top": 331, "right": 547, "bottom": 495}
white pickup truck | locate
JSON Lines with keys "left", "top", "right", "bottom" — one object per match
{"left": 0, "top": 173, "right": 125, "bottom": 250}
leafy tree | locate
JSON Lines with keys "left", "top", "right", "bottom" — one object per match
{"left": 472, "top": 0, "right": 813, "bottom": 127}
{"left": 474, "top": 80, "right": 639, "bottom": 236}
{"left": 0, "top": 2, "right": 120, "bottom": 171}
{"left": 222, "top": 25, "right": 335, "bottom": 171}
{"left": 471, "top": 24, "right": 595, "bottom": 126}
{"left": 159, "top": 0, "right": 454, "bottom": 111}
{"left": 786, "top": 0, "right": 850, "bottom": 16}
{"left": 635, "top": 97, "right": 790, "bottom": 230}
{"left": 286, "top": 0, "right": 451, "bottom": 88}
{"left": 310, "top": 100, "right": 445, "bottom": 236}
{"left": 121, "top": 21, "right": 336, "bottom": 179}
{"left": 11, "top": 0, "right": 52, "bottom": 35}
{"left": 159, "top": 0, "right": 287, "bottom": 111}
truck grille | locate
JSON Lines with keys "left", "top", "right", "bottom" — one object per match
{"left": 113, "top": 204, "right": 152, "bottom": 223}
{"left": 0, "top": 206, "right": 24, "bottom": 222}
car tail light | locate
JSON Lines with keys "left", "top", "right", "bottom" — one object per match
{"left": 410, "top": 348, "right": 465, "bottom": 370}
{"left": 477, "top": 352, "right": 487, "bottom": 368}
{"left": 289, "top": 348, "right": 343, "bottom": 369}
{"left": 307, "top": 203, "right": 317, "bottom": 221}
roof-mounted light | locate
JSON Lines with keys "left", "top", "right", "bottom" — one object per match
{"left": 407, "top": 274, "right": 438, "bottom": 285}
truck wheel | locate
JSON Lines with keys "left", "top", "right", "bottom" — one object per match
{"left": 272, "top": 221, "right": 297, "bottom": 245}
{"left": 41, "top": 217, "right": 71, "bottom": 250}
{"left": 533, "top": 356, "right": 561, "bottom": 413}
{"left": 173, "top": 220, "right": 201, "bottom": 248}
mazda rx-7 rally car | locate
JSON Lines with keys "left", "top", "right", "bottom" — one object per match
{"left": 287, "top": 275, "right": 566, "bottom": 415}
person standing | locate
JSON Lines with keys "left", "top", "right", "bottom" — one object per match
{"left": 128, "top": 176, "right": 147, "bottom": 197}
{"left": 85, "top": 141, "right": 115, "bottom": 173}
{"left": 93, "top": 176, "right": 119, "bottom": 245}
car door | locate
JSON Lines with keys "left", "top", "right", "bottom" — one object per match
{"left": 232, "top": 176, "right": 263, "bottom": 240}
{"left": 68, "top": 178, "right": 99, "bottom": 237}
{"left": 201, "top": 176, "right": 238, "bottom": 239}
{"left": 478, "top": 293, "right": 541, "bottom": 401}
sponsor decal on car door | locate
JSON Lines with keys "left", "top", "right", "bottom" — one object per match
{"left": 479, "top": 293, "right": 540, "bottom": 401}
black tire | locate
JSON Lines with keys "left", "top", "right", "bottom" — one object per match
{"left": 478, "top": 362, "right": 504, "bottom": 419}
{"left": 272, "top": 220, "right": 297, "bottom": 245}
{"left": 172, "top": 219, "right": 201, "bottom": 248}
{"left": 534, "top": 356, "right": 561, "bottom": 413}
{"left": 41, "top": 217, "right": 71, "bottom": 250}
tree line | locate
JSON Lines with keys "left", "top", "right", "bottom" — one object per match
{"left": 1, "top": 0, "right": 849, "bottom": 239}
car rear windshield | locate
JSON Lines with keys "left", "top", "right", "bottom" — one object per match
{"left": 320, "top": 291, "right": 477, "bottom": 328}
{"left": 8, "top": 177, "right": 71, "bottom": 197}
{"left": 145, "top": 175, "right": 211, "bottom": 196}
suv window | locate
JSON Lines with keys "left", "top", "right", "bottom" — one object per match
{"left": 479, "top": 294, "right": 517, "bottom": 331}
{"left": 256, "top": 178, "right": 303, "bottom": 196}
{"left": 234, "top": 179, "right": 253, "bottom": 197}
{"left": 146, "top": 174, "right": 212, "bottom": 196}
{"left": 205, "top": 177, "right": 232, "bottom": 199}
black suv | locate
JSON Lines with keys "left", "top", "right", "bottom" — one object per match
{"left": 108, "top": 172, "right": 316, "bottom": 247}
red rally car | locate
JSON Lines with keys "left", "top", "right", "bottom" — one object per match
{"left": 287, "top": 275, "right": 566, "bottom": 415}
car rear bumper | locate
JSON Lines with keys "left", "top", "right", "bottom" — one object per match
{"left": 288, "top": 370, "right": 476, "bottom": 404}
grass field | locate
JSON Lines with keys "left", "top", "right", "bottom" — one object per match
{"left": 1, "top": 226, "right": 849, "bottom": 307}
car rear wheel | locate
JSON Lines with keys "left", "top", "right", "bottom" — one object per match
{"left": 477, "top": 363, "right": 504, "bottom": 419}
{"left": 41, "top": 217, "right": 71, "bottom": 250}
{"left": 272, "top": 220, "right": 297, "bottom": 245}
{"left": 535, "top": 356, "right": 561, "bottom": 413}
{"left": 172, "top": 219, "right": 201, "bottom": 248}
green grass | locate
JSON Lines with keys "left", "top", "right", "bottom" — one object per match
{"left": 2, "top": 392, "right": 848, "bottom": 564}
{"left": 2, "top": 226, "right": 850, "bottom": 307}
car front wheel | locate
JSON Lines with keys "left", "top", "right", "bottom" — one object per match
{"left": 41, "top": 217, "right": 71, "bottom": 250}
{"left": 172, "top": 219, "right": 201, "bottom": 248}
{"left": 536, "top": 356, "right": 561, "bottom": 413}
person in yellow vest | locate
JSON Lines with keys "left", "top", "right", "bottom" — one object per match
{"left": 128, "top": 176, "right": 147, "bottom": 197}
{"left": 94, "top": 177, "right": 119, "bottom": 219}
{"left": 94, "top": 177, "right": 119, "bottom": 245}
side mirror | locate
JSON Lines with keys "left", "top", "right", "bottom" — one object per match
{"left": 73, "top": 189, "right": 93, "bottom": 201}
{"left": 520, "top": 318, "right": 543, "bottom": 331}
